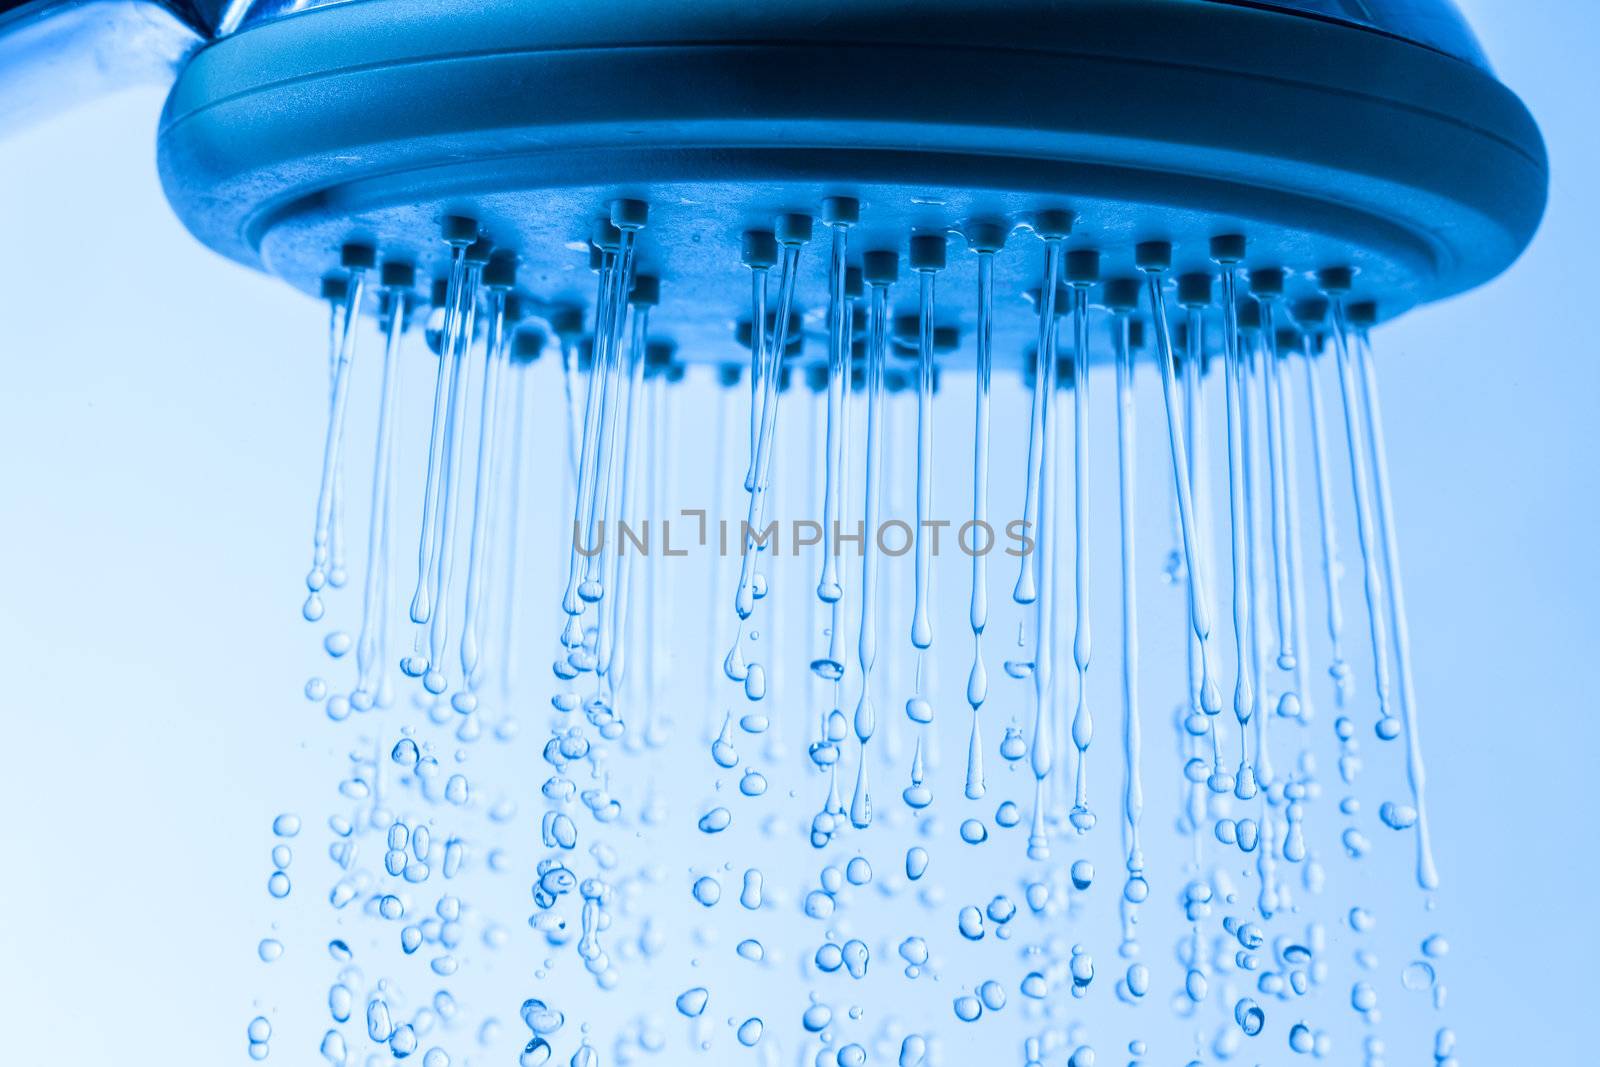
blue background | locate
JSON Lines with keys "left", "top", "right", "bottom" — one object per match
{"left": 0, "top": 1, "right": 1595, "bottom": 1062}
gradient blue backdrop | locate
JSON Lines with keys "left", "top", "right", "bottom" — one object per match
{"left": 0, "top": 2, "right": 1594, "bottom": 1061}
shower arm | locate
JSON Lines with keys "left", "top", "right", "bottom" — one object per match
{"left": 0, "top": 0, "right": 212, "bottom": 136}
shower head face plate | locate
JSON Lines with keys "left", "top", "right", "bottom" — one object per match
{"left": 158, "top": 0, "right": 1546, "bottom": 366}
{"left": 250, "top": 181, "right": 1409, "bottom": 372}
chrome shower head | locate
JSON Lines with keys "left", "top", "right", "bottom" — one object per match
{"left": 154, "top": 0, "right": 1545, "bottom": 365}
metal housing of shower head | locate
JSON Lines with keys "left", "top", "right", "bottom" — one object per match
{"left": 153, "top": 0, "right": 1547, "bottom": 365}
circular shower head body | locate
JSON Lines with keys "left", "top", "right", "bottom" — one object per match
{"left": 156, "top": 0, "right": 1546, "bottom": 363}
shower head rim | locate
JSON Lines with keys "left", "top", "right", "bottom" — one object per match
{"left": 156, "top": 0, "right": 1547, "bottom": 365}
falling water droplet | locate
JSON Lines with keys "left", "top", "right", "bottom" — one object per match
{"left": 1347, "top": 314, "right": 1438, "bottom": 890}
{"left": 304, "top": 255, "right": 367, "bottom": 609}
{"left": 1219, "top": 265, "right": 1257, "bottom": 787}
{"left": 849, "top": 253, "right": 895, "bottom": 830}
{"left": 1014, "top": 232, "right": 1065, "bottom": 605}
{"left": 1299, "top": 328, "right": 1350, "bottom": 704}
{"left": 411, "top": 228, "right": 478, "bottom": 638}
{"left": 964, "top": 233, "right": 998, "bottom": 803}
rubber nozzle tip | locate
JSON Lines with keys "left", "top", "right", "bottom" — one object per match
{"left": 1066, "top": 249, "right": 1101, "bottom": 286}
{"left": 645, "top": 339, "right": 676, "bottom": 368}
{"left": 850, "top": 304, "right": 868, "bottom": 337}
{"left": 910, "top": 233, "right": 948, "bottom": 272}
{"left": 591, "top": 219, "right": 622, "bottom": 252}
{"left": 1292, "top": 297, "right": 1330, "bottom": 328}
{"left": 1210, "top": 233, "right": 1247, "bottom": 264}
{"left": 511, "top": 327, "right": 546, "bottom": 364}
{"left": 483, "top": 251, "right": 517, "bottom": 289}
{"left": 964, "top": 220, "right": 1007, "bottom": 254}
{"left": 1275, "top": 328, "right": 1303, "bottom": 354}
{"left": 464, "top": 238, "right": 494, "bottom": 265}
{"left": 340, "top": 242, "right": 377, "bottom": 271}
{"left": 1103, "top": 277, "right": 1142, "bottom": 313}
{"left": 1237, "top": 300, "right": 1263, "bottom": 331}
{"left": 1049, "top": 356, "right": 1075, "bottom": 390}
{"left": 934, "top": 325, "right": 961, "bottom": 354}
{"left": 892, "top": 312, "right": 919, "bottom": 343}
{"left": 741, "top": 230, "right": 778, "bottom": 269}
{"left": 1127, "top": 319, "right": 1147, "bottom": 350}
{"left": 1347, "top": 300, "right": 1378, "bottom": 327}
{"left": 806, "top": 362, "right": 830, "bottom": 392}
{"left": 777, "top": 213, "right": 814, "bottom": 246}
{"left": 320, "top": 274, "right": 349, "bottom": 302}
{"left": 1135, "top": 241, "right": 1173, "bottom": 273}
{"left": 610, "top": 198, "right": 649, "bottom": 231}
{"left": 380, "top": 261, "right": 416, "bottom": 290}
{"left": 822, "top": 196, "right": 860, "bottom": 227}
{"left": 863, "top": 250, "right": 899, "bottom": 286}
{"left": 629, "top": 274, "right": 660, "bottom": 307}
{"left": 845, "top": 266, "right": 864, "bottom": 300}
{"left": 550, "top": 305, "right": 585, "bottom": 338}
{"left": 430, "top": 278, "right": 449, "bottom": 307}
{"left": 1249, "top": 268, "right": 1287, "bottom": 298}
{"left": 1035, "top": 209, "right": 1074, "bottom": 240}
{"left": 1317, "top": 266, "right": 1355, "bottom": 293}
{"left": 718, "top": 363, "right": 743, "bottom": 387}
{"left": 1177, "top": 272, "right": 1214, "bottom": 308}
{"left": 440, "top": 215, "right": 478, "bottom": 245}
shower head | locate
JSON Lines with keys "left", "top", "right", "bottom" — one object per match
{"left": 155, "top": 0, "right": 1546, "bottom": 365}
{"left": 27, "top": 2, "right": 1551, "bottom": 1058}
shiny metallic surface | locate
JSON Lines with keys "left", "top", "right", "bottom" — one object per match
{"left": 0, "top": 0, "right": 1495, "bottom": 137}
{"left": 156, "top": 0, "right": 1544, "bottom": 351}
{"left": 222, "top": 0, "right": 1491, "bottom": 69}
{"left": 1221, "top": 0, "right": 1487, "bottom": 68}
{"left": 0, "top": 0, "right": 200, "bottom": 135}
